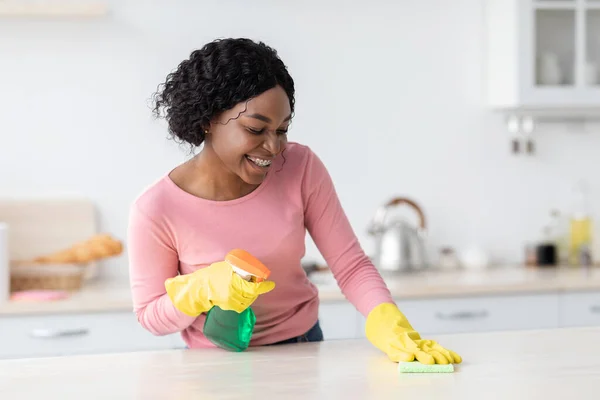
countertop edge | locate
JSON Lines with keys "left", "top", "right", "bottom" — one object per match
{"left": 2, "top": 281, "right": 600, "bottom": 316}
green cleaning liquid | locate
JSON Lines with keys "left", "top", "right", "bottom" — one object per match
{"left": 202, "top": 248, "right": 271, "bottom": 352}
{"left": 203, "top": 306, "right": 257, "bottom": 352}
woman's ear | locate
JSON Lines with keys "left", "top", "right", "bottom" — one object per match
{"left": 202, "top": 122, "right": 212, "bottom": 136}
{"left": 205, "top": 117, "right": 220, "bottom": 135}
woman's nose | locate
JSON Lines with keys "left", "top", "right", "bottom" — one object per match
{"left": 263, "top": 131, "right": 283, "bottom": 155}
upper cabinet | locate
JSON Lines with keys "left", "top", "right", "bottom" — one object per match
{"left": 486, "top": 0, "right": 600, "bottom": 118}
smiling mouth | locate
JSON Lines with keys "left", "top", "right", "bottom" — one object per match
{"left": 245, "top": 155, "right": 272, "bottom": 168}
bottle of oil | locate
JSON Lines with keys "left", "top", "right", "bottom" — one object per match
{"left": 203, "top": 249, "right": 271, "bottom": 352}
{"left": 568, "top": 182, "right": 593, "bottom": 266}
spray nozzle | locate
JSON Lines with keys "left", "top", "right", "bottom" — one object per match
{"left": 225, "top": 249, "right": 271, "bottom": 282}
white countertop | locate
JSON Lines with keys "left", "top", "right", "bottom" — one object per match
{"left": 1, "top": 265, "right": 599, "bottom": 316}
{"left": 0, "top": 326, "right": 598, "bottom": 399}
{"left": 0, "top": 279, "right": 135, "bottom": 316}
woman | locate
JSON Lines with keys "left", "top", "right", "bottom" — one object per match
{"left": 127, "top": 37, "right": 461, "bottom": 365}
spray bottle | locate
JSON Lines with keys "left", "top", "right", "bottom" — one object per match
{"left": 203, "top": 249, "right": 271, "bottom": 352}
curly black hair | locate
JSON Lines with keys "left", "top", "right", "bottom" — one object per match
{"left": 152, "top": 38, "right": 295, "bottom": 147}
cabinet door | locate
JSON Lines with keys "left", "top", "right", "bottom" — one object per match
{"left": 529, "top": 2, "right": 577, "bottom": 90}
{"left": 398, "top": 294, "right": 560, "bottom": 335}
{"left": 559, "top": 291, "right": 600, "bottom": 327}
{"left": 0, "top": 312, "right": 178, "bottom": 359}
{"left": 355, "top": 294, "right": 560, "bottom": 336}
{"left": 318, "top": 302, "right": 360, "bottom": 340}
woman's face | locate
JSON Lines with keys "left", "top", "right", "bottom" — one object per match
{"left": 207, "top": 85, "right": 291, "bottom": 186}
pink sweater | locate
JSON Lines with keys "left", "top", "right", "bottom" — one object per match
{"left": 127, "top": 142, "right": 394, "bottom": 347}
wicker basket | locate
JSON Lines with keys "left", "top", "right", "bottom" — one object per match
{"left": 9, "top": 261, "right": 88, "bottom": 292}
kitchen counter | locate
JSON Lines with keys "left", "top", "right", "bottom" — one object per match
{"left": 0, "top": 279, "right": 135, "bottom": 316}
{"left": 0, "top": 326, "right": 598, "bottom": 399}
{"left": 316, "top": 264, "right": 600, "bottom": 299}
{"left": 1, "top": 265, "right": 599, "bottom": 316}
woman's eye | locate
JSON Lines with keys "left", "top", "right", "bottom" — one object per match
{"left": 247, "top": 127, "right": 264, "bottom": 135}
{"left": 247, "top": 127, "right": 288, "bottom": 135}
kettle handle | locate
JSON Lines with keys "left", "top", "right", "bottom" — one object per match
{"left": 383, "top": 197, "right": 426, "bottom": 230}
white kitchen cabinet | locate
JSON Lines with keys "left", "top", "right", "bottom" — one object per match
{"left": 4, "top": 290, "right": 598, "bottom": 359}
{"left": 352, "top": 293, "right": 561, "bottom": 339}
{"left": 558, "top": 290, "right": 600, "bottom": 327}
{"left": 393, "top": 293, "right": 560, "bottom": 335}
{"left": 0, "top": 311, "right": 180, "bottom": 359}
{"left": 485, "top": 0, "right": 600, "bottom": 117}
{"left": 318, "top": 302, "right": 361, "bottom": 340}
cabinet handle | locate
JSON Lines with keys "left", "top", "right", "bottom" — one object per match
{"left": 30, "top": 328, "right": 89, "bottom": 339}
{"left": 590, "top": 305, "right": 600, "bottom": 314}
{"left": 435, "top": 310, "right": 489, "bottom": 320}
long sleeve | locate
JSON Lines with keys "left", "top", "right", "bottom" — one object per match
{"left": 301, "top": 148, "right": 395, "bottom": 317}
{"left": 127, "top": 202, "right": 196, "bottom": 335}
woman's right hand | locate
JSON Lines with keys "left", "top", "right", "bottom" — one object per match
{"left": 165, "top": 261, "right": 276, "bottom": 317}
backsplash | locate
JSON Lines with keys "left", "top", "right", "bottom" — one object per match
{"left": 1, "top": 0, "right": 599, "bottom": 279}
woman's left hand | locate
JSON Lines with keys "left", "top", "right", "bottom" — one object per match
{"left": 365, "top": 302, "right": 462, "bottom": 364}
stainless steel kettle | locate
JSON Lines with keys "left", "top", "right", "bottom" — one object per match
{"left": 367, "top": 197, "right": 428, "bottom": 273}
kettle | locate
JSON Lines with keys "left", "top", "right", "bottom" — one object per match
{"left": 367, "top": 197, "right": 428, "bottom": 273}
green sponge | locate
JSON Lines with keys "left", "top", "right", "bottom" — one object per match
{"left": 398, "top": 361, "right": 455, "bottom": 373}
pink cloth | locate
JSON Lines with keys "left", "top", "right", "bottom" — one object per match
{"left": 127, "top": 142, "right": 394, "bottom": 348}
{"left": 10, "top": 290, "right": 70, "bottom": 302}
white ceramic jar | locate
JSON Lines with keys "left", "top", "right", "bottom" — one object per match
{"left": 539, "top": 53, "right": 562, "bottom": 85}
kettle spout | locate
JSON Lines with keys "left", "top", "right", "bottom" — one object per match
{"left": 367, "top": 204, "right": 389, "bottom": 236}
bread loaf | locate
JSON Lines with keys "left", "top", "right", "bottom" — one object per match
{"left": 33, "top": 234, "right": 123, "bottom": 264}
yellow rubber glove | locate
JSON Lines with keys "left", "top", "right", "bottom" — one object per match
{"left": 365, "top": 302, "right": 462, "bottom": 365}
{"left": 164, "top": 261, "right": 275, "bottom": 317}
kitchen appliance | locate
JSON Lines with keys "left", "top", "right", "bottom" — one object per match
{"left": 367, "top": 197, "right": 428, "bottom": 273}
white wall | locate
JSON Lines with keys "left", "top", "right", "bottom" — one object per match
{"left": 1, "top": 0, "right": 599, "bottom": 280}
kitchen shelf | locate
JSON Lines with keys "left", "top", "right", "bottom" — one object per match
{"left": 0, "top": 1, "right": 109, "bottom": 17}
{"left": 485, "top": 0, "right": 600, "bottom": 119}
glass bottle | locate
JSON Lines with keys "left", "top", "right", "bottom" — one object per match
{"left": 568, "top": 182, "right": 594, "bottom": 266}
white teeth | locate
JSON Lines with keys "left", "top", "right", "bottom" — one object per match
{"left": 247, "top": 156, "right": 272, "bottom": 167}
